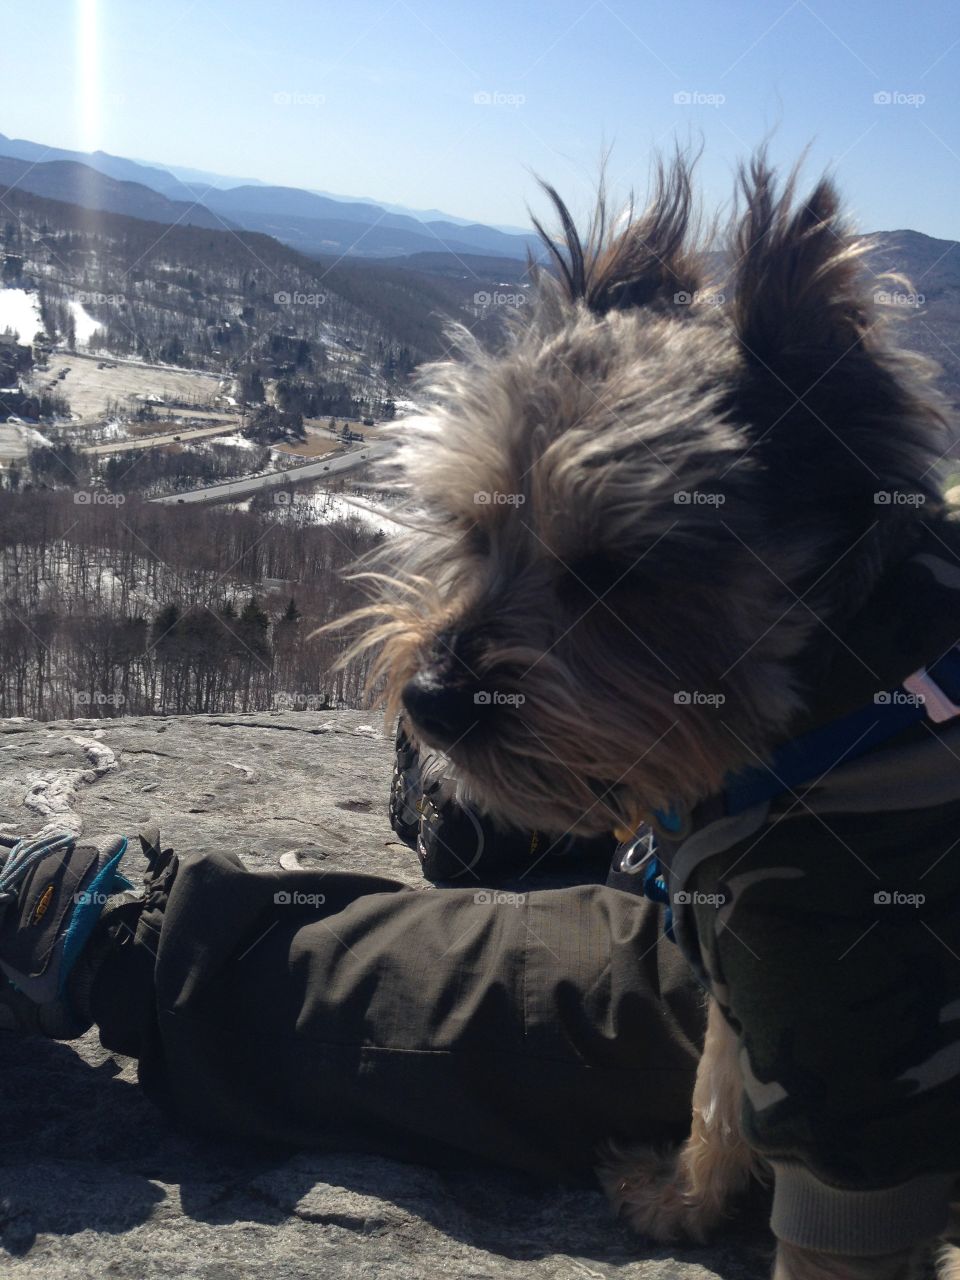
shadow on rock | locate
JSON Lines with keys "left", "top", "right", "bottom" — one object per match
{"left": 1, "top": 1032, "right": 771, "bottom": 1277}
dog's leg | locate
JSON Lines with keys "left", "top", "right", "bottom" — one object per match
{"left": 597, "top": 996, "right": 756, "bottom": 1241}
{"left": 773, "top": 1241, "right": 923, "bottom": 1280}
{"left": 939, "top": 1245, "right": 960, "bottom": 1280}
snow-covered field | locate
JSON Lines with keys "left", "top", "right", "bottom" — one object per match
{"left": 0, "top": 288, "right": 43, "bottom": 343}
{"left": 0, "top": 422, "right": 52, "bottom": 460}
{"left": 33, "top": 353, "right": 227, "bottom": 425}
{"left": 301, "top": 489, "right": 407, "bottom": 536}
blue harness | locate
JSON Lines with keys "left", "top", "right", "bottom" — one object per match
{"left": 621, "top": 645, "right": 960, "bottom": 934}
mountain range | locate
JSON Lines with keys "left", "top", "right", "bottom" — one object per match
{"left": 0, "top": 132, "right": 540, "bottom": 261}
{"left": 0, "top": 131, "right": 956, "bottom": 406}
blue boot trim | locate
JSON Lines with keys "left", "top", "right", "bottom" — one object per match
{"left": 58, "top": 838, "right": 129, "bottom": 995}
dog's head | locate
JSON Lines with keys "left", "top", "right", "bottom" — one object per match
{"left": 346, "top": 152, "right": 948, "bottom": 835}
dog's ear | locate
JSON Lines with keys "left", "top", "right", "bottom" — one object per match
{"left": 530, "top": 156, "right": 701, "bottom": 314}
{"left": 730, "top": 154, "right": 871, "bottom": 380}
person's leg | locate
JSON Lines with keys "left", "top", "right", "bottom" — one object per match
{"left": 3, "top": 828, "right": 704, "bottom": 1179}
{"left": 93, "top": 834, "right": 703, "bottom": 1176}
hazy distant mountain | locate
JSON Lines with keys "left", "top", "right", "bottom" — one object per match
{"left": 305, "top": 187, "right": 530, "bottom": 235}
{"left": 863, "top": 230, "right": 960, "bottom": 407}
{"left": 0, "top": 154, "right": 229, "bottom": 231}
{"left": 136, "top": 159, "right": 270, "bottom": 193}
{"left": 0, "top": 132, "right": 194, "bottom": 203}
{"left": 0, "top": 132, "right": 538, "bottom": 261}
{"left": 198, "top": 184, "right": 540, "bottom": 259}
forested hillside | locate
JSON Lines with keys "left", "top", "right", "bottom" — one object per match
{"left": 0, "top": 489, "right": 383, "bottom": 719}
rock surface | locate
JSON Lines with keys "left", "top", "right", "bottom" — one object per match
{"left": 0, "top": 711, "right": 770, "bottom": 1278}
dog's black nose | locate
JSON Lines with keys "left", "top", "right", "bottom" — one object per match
{"left": 401, "top": 672, "right": 482, "bottom": 749}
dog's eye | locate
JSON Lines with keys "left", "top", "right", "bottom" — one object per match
{"left": 464, "top": 525, "right": 490, "bottom": 557}
{"left": 566, "top": 554, "right": 633, "bottom": 597}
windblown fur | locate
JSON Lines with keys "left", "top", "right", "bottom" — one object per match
{"left": 338, "top": 148, "right": 948, "bottom": 838}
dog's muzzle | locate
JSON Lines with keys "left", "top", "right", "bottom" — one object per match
{"left": 401, "top": 631, "right": 491, "bottom": 749}
{"left": 401, "top": 670, "right": 486, "bottom": 749}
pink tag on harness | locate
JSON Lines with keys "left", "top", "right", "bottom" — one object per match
{"left": 903, "top": 668, "right": 960, "bottom": 723}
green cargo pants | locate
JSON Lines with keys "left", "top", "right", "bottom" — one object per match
{"left": 92, "top": 849, "right": 705, "bottom": 1179}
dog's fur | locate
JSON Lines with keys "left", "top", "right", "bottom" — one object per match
{"left": 339, "top": 150, "right": 958, "bottom": 1275}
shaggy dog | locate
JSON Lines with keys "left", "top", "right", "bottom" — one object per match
{"left": 342, "top": 150, "right": 960, "bottom": 1277}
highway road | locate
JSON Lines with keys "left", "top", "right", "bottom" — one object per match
{"left": 83, "top": 423, "right": 240, "bottom": 456}
{"left": 150, "top": 439, "right": 397, "bottom": 505}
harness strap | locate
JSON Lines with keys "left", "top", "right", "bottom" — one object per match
{"left": 615, "top": 646, "right": 960, "bottom": 924}
{"left": 722, "top": 646, "right": 960, "bottom": 816}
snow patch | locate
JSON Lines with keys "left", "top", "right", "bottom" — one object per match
{"left": 0, "top": 422, "right": 52, "bottom": 458}
{"left": 209, "top": 434, "right": 258, "bottom": 450}
{"left": 0, "top": 288, "right": 43, "bottom": 343}
{"left": 303, "top": 489, "right": 405, "bottom": 536}
{"left": 68, "top": 299, "right": 103, "bottom": 346}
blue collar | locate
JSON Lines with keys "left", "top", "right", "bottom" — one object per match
{"left": 655, "top": 644, "right": 960, "bottom": 831}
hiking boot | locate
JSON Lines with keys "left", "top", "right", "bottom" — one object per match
{"left": 0, "top": 830, "right": 135, "bottom": 1039}
{"left": 388, "top": 717, "right": 425, "bottom": 848}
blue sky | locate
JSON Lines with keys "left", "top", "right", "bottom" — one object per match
{"left": 1, "top": 0, "right": 958, "bottom": 237}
